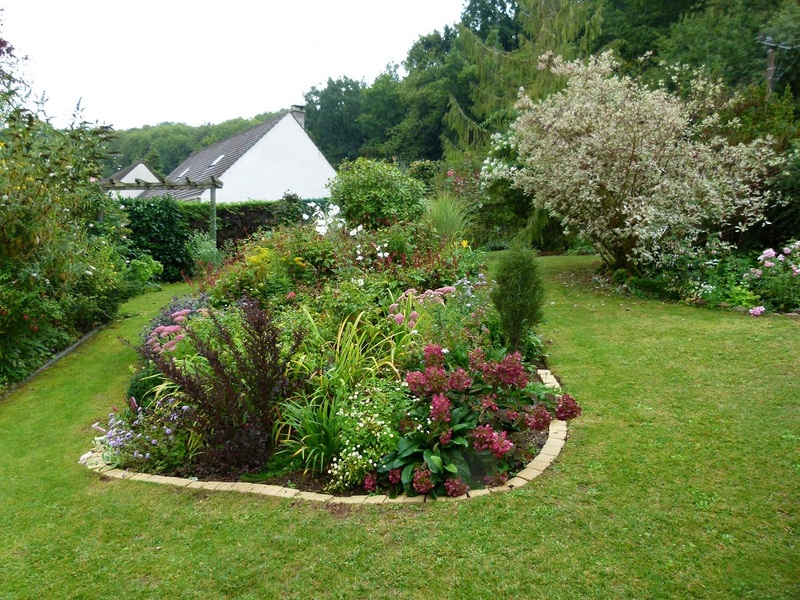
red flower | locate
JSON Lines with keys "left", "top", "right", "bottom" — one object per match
{"left": 556, "top": 394, "right": 582, "bottom": 420}
{"left": 524, "top": 404, "right": 552, "bottom": 431}
{"left": 444, "top": 477, "right": 469, "bottom": 497}
{"left": 412, "top": 467, "right": 435, "bottom": 494}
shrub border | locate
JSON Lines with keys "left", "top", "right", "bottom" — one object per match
{"left": 81, "top": 369, "right": 568, "bottom": 504}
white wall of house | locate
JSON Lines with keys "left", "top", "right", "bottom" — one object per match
{"left": 202, "top": 114, "right": 336, "bottom": 202}
{"left": 112, "top": 163, "right": 161, "bottom": 198}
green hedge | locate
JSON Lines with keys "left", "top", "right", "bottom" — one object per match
{"left": 177, "top": 195, "right": 323, "bottom": 245}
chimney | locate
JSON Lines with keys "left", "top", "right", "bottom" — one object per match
{"left": 291, "top": 105, "right": 306, "bottom": 129}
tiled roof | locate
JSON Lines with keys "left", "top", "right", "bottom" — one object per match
{"left": 141, "top": 113, "right": 286, "bottom": 200}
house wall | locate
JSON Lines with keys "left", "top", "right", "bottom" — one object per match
{"left": 113, "top": 163, "right": 161, "bottom": 198}
{"left": 206, "top": 114, "right": 336, "bottom": 202}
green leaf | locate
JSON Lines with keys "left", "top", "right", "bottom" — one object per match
{"left": 424, "top": 449, "right": 444, "bottom": 473}
{"left": 444, "top": 463, "right": 458, "bottom": 474}
{"left": 401, "top": 463, "right": 415, "bottom": 486}
{"left": 397, "top": 437, "right": 420, "bottom": 459}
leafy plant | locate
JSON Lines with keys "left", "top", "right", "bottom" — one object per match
{"left": 328, "top": 157, "right": 426, "bottom": 229}
{"left": 124, "top": 195, "right": 193, "bottom": 282}
{"left": 140, "top": 298, "right": 303, "bottom": 477}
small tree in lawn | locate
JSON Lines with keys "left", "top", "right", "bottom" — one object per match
{"left": 495, "top": 51, "right": 782, "bottom": 272}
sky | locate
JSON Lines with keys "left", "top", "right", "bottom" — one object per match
{"left": 2, "top": 1, "right": 465, "bottom": 130}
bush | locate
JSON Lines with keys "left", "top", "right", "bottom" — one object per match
{"left": 125, "top": 196, "right": 193, "bottom": 282}
{"left": 328, "top": 158, "right": 426, "bottom": 229}
{"left": 490, "top": 242, "right": 545, "bottom": 352}
{"left": 140, "top": 298, "right": 303, "bottom": 477}
{"left": 745, "top": 241, "right": 800, "bottom": 312}
{"left": 177, "top": 193, "right": 310, "bottom": 246}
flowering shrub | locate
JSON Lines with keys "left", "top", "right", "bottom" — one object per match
{"left": 745, "top": 241, "right": 800, "bottom": 312}
{"left": 375, "top": 344, "right": 580, "bottom": 497}
{"left": 326, "top": 380, "right": 413, "bottom": 492}
{"left": 495, "top": 51, "right": 781, "bottom": 271}
{"left": 92, "top": 396, "right": 201, "bottom": 474}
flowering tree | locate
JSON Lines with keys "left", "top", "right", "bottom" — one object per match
{"left": 492, "top": 51, "right": 782, "bottom": 271}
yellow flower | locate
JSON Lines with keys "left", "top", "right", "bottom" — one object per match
{"left": 460, "top": 239, "right": 469, "bottom": 249}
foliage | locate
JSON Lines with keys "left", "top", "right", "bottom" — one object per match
{"left": 326, "top": 380, "right": 413, "bottom": 491}
{"left": 0, "top": 35, "right": 158, "bottom": 385}
{"left": 303, "top": 76, "right": 367, "bottom": 167}
{"left": 177, "top": 193, "right": 309, "bottom": 246}
{"left": 327, "top": 158, "right": 427, "bottom": 229}
{"left": 186, "top": 231, "right": 224, "bottom": 275}
{"left": 490, "top": 242, "right": 545, "bottom": 352}
{"left": 275, "top": 394, "right": 343, "bottom": 477}
{"left": 93, "top": 396, "right": 202, "bottom": 474}
{"left": 377, "top": 344, "right": 577, "bottom": 497}
{"left": 138, "top": 298, "right": 304, "bottom": 477}
{"left": 500, "top": 52, "right": 781, "bottom": 271}
{"left": 745, "top": 241, "right": 800, "bottom": 312}
{"left": 124, "top": 195, "right": 193, "bottom": 282}
{"left": 426, "top": 192, "right": 472, "bottom": 243}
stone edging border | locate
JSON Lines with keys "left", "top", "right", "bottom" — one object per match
{"left": 81, "top": 369, "right": 567, "bottom": 505}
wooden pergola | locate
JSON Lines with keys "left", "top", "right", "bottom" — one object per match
{"left": 101, "top": 176, "right": 224, "bottom": 244}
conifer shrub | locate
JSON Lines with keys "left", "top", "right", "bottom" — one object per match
{"left": 490, "top": 241, "right": 545, "bottom": 353}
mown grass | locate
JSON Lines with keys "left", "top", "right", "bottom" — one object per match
{"left": 1, "top": 258, "right": 797, "bottom": 599}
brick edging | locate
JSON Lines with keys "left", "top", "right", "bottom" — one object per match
{"left": 81, "top": 370, "right": 567, "bottom": 504}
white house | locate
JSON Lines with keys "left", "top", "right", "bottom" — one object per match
{"left": 141, "top": 108, "right": 335, "bottom": 202}
{"left": 105, "top": 161, "right": 161, "bottom": 198}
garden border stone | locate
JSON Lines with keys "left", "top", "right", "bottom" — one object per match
{"left": 82, "top": 369, "right": 569, "bottom": 504}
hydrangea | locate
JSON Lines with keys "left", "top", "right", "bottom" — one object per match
{"left": 555, "top": 393, "right": 582, "bottom": 421}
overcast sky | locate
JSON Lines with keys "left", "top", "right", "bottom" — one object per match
{"left": 3, "top": 1, "right": 465, "bottom": 130}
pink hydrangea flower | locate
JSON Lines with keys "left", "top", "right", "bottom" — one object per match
{"left": 444, "top": 477, "right": 469, "bottom": 497}
{"left": 430, "top": 393, "right": 452, "bottom": 423}
{"left": 556, "top": 393, "right": 582, "bottom": 420}
{"left": 412, "top": 468, "right": 435, "bottom": 494}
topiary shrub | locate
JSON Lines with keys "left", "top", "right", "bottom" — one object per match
{"left": 490, "top": 241, "right": 545, "bottom": 353}
{"left": 328, "top": 158, "right": 426, "bottom": 229}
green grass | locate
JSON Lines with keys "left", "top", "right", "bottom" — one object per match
{"left": 1, "top": 259, "right": 798, "bottom": 599}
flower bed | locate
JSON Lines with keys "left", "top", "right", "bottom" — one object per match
{"left": 85, "top": 218, "right": 581, "bottom": 499}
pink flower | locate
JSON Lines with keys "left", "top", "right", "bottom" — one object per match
{"left": 430, "top": 393, "right": 452, "bottom": 423}
{"left": 363, "top": 472, "right": 378, "bottom": 492}
{"left": 439, "top": 429, "right": 453, "bottom": 446}
{"left": 764, "top": 261, "right": 775, "bottom": 268}
{"left": 481, "top": 395, "right": 498, "bottom": 411}
{"left": 444, "top": 477, "right": 469, "bottom": 497}
{"left": 423, "top": 366, "right": 448, "bottom": 393}
{"left": 749, "top": 306, "right": 765, "bottom": 316}
{"left": 759, "top": 248, "right": 777, "bottom": 260}
{"left": 423, "top": 344, "right": 445, "bottom": 366}
{"left": 286, "top": 291, "right": 296, "bottom": 300}
{"left": 556, "top": 394, "right": 582, "bottom": 420}
{"left": 783, "top": 247, "right": 792, "bottom": 255}
{"left": 471, "top": 425, "right": 514, "bottom": 458}
{"left": 412, "top": 468, "right": 435, "bottom": 494}
{"left": 447, "top": 368, "right": 473, "bottom": 392}
{"left": 525, "top": 404, "right": 552, "bottom": 431}
{"left": 792, "top": 265, "right": 800, "bottom": 277}
{"left": 393, "top": 313, "right": 405, "bottom": 325}
{"left": 388, "top": 468, "right": 402, "bottom": 485}
{"left": 405, "top": 371, "right": 427, "bottom": 395}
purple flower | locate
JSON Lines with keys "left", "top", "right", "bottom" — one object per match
{"left": 759, "top": 248, "right": 777, "bottom": 260}
{"left": 749, "top": 306, "right": 765, "bottom": 316}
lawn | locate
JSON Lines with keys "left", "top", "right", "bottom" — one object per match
{"left": 1, "top": 256, "right": 797, "bottom": 599}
